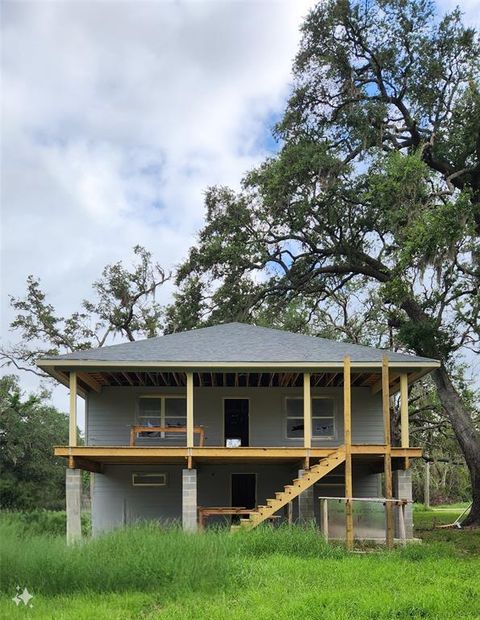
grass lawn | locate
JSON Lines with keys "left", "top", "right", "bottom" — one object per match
{"left": 413, "top": 503, "right": 480, "bottom": 555}
{"left": 0, "top": 508, "right": 478, "bottom": 620}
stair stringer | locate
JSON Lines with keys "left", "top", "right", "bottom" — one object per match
{"left": 238, "top": 446, "right": 346, "bottom": 530}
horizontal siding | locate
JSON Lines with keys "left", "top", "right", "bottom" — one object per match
{"left": 91, "top": 464, "right": 183, "bottom": 533}
{"left": 87, "top": 386, "right": 384, "bottom": 447}
{"left": 92, "top": 462, "right": 381, "bottom": 534}
{"left": 351, "top": 389, "right": 385, "bottom": 444}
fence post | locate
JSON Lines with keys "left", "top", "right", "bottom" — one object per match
{"left": 398, "top": 502, "right": 407, "bottom": 545}
{"left": 321, "top": 499, "right": 329, "bottom": 542}
{"left": 424, "top": 460, "right": 430, "bottom": 509}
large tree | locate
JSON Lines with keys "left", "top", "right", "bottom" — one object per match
{"left": 0, "top": 375, "right": 71, "bottom": 510}
{"left": 169, "top": 0, "right": 480, "bottom": 524}
{"left": 1, "top": 246, "right": 169, "bottom": 377}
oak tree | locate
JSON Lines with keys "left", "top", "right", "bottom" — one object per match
{"left": 169, "top": 0, "right": 480, "bottom": 524}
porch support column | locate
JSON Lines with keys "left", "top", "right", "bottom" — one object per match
{"left": 186, "top": 372, "right": 194, "bottom": 450}
{"left": 299, "top": 372, "right": 314, "bottom": 522}
{"left": 343, "top": 355, "right": 353, "bottom": 550}
{"left": 382, "top": 356, "right": 394, "bottom": 548}
{"left": 66, "top": 468, "right": 82, "bottom": 544}
{"left": 69, "top": 371, "right": 77, "bottom": 447}
{"left": 400, "top": 373, "right": 409, "bottom": 468}
{"left": 303, "top": 372, "right": 311, "bottom": 450}
{"left": 182, "top": 468, "right": 197, "bottom": 532}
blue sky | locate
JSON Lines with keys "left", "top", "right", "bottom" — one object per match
{"left": 1, "top": 0, "right": 478, "bottom": 423}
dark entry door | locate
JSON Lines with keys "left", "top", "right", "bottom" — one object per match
{"left": 231, "top": 473, "right": 256, "bottom": 509}
{"left": 224, "top": 398, "right": 249, "bottom": 446}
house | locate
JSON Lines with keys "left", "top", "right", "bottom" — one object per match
{"left": 37, "top": 322, "right": 439, "bottom": 546}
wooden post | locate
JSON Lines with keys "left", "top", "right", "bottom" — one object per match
{"left": 400, "top": 373, "right": 409, "bottom": 469}
{"left": 303, "top": 372, "right": 312, "bottom": 449}
{"left": 398, "top": 502, "right": 407, "bottom": 545}
{"left": 287, "top": 501, "right": 293, "bottom": 525}
{"left": 186, "top": 372, "right": 194, "bottom": 450}
{"left": 69, "top": 371, "right": 77, "bottom": 447}
{"left": 424, "top": 460, "right": 431, "bottom": 509}
{"left": 400, "top": 374, "right": 409, "bottom": 448}
{"left": 343, "top": 356, "right": 353, "bottom": 549}
{"left": 321, "top": 499, "right": 329, "bottom": 542}
{"left": 382, "top": 356, "right": 394, "bottom": 548}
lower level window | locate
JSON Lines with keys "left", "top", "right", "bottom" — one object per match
{"left": 132, "top": 473, "right": 167, "bottom": 486}
{"left": 286, "top": 397, "right": 335, "bottom": 439}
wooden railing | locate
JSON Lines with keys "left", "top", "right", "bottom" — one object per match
{"left": 130, "top": 425, "right": 205, "bottom": 447}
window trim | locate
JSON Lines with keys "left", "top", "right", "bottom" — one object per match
{"left": 285, "top": 396, "right": 336, "bottom": 440}
{"left": 132, "top": 472, "right": 167, "bottom": 487}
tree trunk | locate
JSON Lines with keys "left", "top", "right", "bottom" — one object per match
{"left": 399, "top": 297, "right": 480, "bottom": 525}
{"left": 432, "top": 365, "right": 480, "bottom": 526}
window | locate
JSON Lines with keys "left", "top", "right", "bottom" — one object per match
{"left": 312, "top": 398, "right": 335, "bottom": 437}
{"left": 138, "top": 396, "right": 186, "bottom": 439}
{"left": 132, "top": 472, "right": 167, "bottom": 486}
{"left": 286, "top": 397, "right": 335, "bottom": 439}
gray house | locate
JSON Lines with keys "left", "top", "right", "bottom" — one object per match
{"left": 37, "top": 323, "right": 439, "bottom": 546}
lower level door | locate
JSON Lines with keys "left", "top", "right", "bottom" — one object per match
{"left": 231, "top": 473, "right": 256, "bottom": 509}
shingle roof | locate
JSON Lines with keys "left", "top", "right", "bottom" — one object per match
{"left": 38, "top": 322, "right": 438, "bottom": 366}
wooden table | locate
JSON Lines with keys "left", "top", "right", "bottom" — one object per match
{"left": 130, "top": 425, "right": 205, "bottom": 447}
{"left": 197, "top": 507, "right": 282, "bottom": 529}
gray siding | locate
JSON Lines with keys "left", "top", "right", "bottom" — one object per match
{"left": 88, "top": 384, "right": 386, "bottom": 536}
{"left": 91, "top": 464, "right": 183, "bottom": 533}
{"left": 86, "top": 386, "right": 384, "bottom": 447}
{"left": 91, "top": 463, "right": 381, "bottom": 535}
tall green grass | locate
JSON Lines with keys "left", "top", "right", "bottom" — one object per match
{"left": 1, "top": 516, "right": 471, "bottom": 599}
{"left": 1, "top": 515, "right": 479, "bottom": 619}
{"left": 0, "top": 521, "right": 235, "bottom": 596}
{"left": 0, "top": 520, "right": 347, "bottom": 596}
{"left": 0, "top": 510, "right": 91, "bottom": 537}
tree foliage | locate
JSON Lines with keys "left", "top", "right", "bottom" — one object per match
{"left": 0, "top": 375, "right": 70, "bottom": 510}
{"left": 1, "top": 246, "right": 169, "bottom": 377}
{"left": 169, "top": 0, "right": 480, "bottom": 523}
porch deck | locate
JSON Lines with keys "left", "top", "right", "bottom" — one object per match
{"left": 55, "top": 444, "right": 421, "bottom": 471}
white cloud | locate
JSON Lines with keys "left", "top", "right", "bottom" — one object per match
{"left": 1, "top": 0, "right": 478, "bottom": 418}
{"left": 1, "top": 0, "right": 317, "bottom": 416}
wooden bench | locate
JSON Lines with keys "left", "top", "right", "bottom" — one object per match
{"left": 129, "top": 425, "right": 205, "bottom": 447}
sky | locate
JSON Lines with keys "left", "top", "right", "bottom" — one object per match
{"left": 1, "top": 0, "right": 478, "bottom": 427}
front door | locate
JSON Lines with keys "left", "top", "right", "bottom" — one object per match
{"left": 231, "top": 473, "right": 256, "bottom": 509}
{"left": 224, "top": 398, "right": 249, "bottom": 446}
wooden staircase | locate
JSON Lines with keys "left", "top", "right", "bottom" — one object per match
{"left": 234, "top": 446, "right": 346, "bottom": 531}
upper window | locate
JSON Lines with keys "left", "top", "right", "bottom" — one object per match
{"left": 138, "top": 396, "right": 186, "bottom": 439}
{"left": 286, "top": 397, "right": 335, "bottom": 439}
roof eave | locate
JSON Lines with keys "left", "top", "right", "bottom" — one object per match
{"left": 37, "top": 358, "right": 441, "bottom": 370}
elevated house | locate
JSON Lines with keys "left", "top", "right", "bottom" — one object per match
{"left": 37, "top": 323, "right": 439, "bottom": 546}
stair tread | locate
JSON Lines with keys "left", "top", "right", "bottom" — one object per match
{"left": 246, "top": 448, "right": 344, "bottom": 530}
